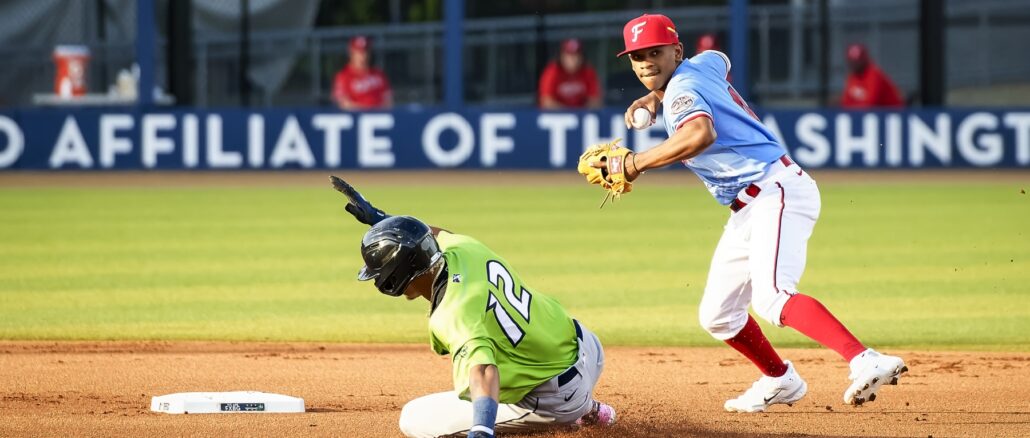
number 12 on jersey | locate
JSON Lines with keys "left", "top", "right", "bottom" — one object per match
{"left": 485, "top": 260, "right": 533, "bottom": 347}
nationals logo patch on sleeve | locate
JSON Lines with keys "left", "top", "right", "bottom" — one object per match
{"left": 669, "top": 93, "right": 697, "bottom": 114}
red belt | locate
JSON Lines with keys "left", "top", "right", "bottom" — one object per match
{"left": 729, "top": 155, "right": 794, "bottom": 213}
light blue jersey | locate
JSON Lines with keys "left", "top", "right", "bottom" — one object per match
{"left": 661, "top": 50, "right": 786, "bottom": 205}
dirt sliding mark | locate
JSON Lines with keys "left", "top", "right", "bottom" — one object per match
{"left": 1, "top": 169, "right": 1029, "bottom": 188}
{"left": 1, "top": 342, "right": 1028, "bottom": 437}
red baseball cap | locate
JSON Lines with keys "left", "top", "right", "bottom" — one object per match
{"left": 561, "top": 38, "right": 582, "bottom": 54}
{"left": 350, "top": 36, "right": 369, "bottom": 53}
{"left": 618, "top": 14, "right": 679, "bottom": 57}
{"left": 846, "top": 43, "right": 869, "bottom": 63}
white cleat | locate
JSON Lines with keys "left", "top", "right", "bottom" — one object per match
{"left": 724, "top": 360, "right": 807, "bottom": 413}
{"left": 844, "top": 349, "right": 908, "bottom": 406}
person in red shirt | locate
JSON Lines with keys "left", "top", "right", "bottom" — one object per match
{"left": 696, "top": 32, "right": 719, "bottom": 54}
{"left": 333, "top": 36, "right": 393, "bottom": 110}
{"left": 695, "top": 33, "right": 731, "bottom": 82}
{"left": 841, "top": 43, "right": 903, "bottom": 108}
{"left": 538, "top": 39, "right": 602, "bottom": 109}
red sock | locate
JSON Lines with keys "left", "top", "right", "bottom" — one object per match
{"left": 780, "top": 294, "right": 866, "bottom": 362}
{"left": 724, "top": 315, "right": 788, "bottom": 377}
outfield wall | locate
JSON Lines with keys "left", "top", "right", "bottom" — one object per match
{"left": 1, "top": 108, "right": 1028, "bottom": 170}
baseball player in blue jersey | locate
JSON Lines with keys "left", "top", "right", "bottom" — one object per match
{"left": 580, "top": 14, "right": 908, "bottom": 412}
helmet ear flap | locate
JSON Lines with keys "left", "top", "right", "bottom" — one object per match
{"left": 377, "top": 276, "right": 399, "bottom": 296}
{"left": 379, "top": 247, "right": 443, "bottom": 297}
{"left": 375, "top": 248, "right": 418, "bottom": 296}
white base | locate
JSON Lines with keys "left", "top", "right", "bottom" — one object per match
{"left": 150, "top": 391, "right": 305, "bottom": 414}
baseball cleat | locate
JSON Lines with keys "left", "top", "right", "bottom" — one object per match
{"left": 844, "top": 349, "right": 907, "bottom": 406}
{"left": 576, "top": 401, "right": 616, "bottom": 426}
{"left": 724, "top": 360, "right": 807, "bottom": 413}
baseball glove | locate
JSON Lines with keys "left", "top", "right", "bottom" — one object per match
{"left": 577, "top": 138, "right": 633, "bottom": 207}
{"left": 329, "top": 175, "right": 391, "bottom": 226}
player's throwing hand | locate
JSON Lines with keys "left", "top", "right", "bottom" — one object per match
{"left": 624, "top": 92, "right": 660, "bottom": 129}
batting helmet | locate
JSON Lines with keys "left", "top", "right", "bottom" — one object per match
{"left": 357, "top": 216, "right": 442, "bottom": 297}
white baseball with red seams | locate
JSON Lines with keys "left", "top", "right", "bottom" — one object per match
{"left": 631, "top": 107, "right": 653, "bottom": 130}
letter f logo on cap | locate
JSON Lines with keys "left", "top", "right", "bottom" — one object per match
{"left": 618, "top": 14, "right": 680, "bottom": 57}
{"left": 631, "top": 22, "right": 646, "bottom": 42}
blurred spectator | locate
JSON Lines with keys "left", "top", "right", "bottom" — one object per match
{"left": 695, "top": 33, "right": 720, "bottom": 54}
{"left": 538, "top": 38, "right": 601, "bottom": 109}
{"left": 841, "top": 43, "right": 903, "bottom": 109}
{"left": 333, "top": 36, "right": 392, "bottom": 110}
{"left": 695, "top": 33, "right": 731, "bottom": 82}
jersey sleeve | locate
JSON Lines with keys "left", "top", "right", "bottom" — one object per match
{"left": 537, "top": 63, "right": 558, "bottom": 101}
{"left": 694, "top": 50, "right": 731, "bottom": 80}
{"left": 332, "top": 71, "right": 350, "bottom": 103}
{"left": 451, "top": 337, "right": 498, "bottom": 400}
{"left": 664, "top": 85, "right": 714, "bottom": 132}
{"left": 874, "top": 70, "right": 903, "bottom": 107}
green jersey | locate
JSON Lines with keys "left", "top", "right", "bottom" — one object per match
{"left": 428, "top": 232, "right": 579, "bottom": 403}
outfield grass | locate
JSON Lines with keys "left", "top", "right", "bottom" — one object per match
{"left": 1, "top": 176, "right": 1028, "bottom": 350}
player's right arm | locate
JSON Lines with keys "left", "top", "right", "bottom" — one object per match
{"left": 329, "top": 176, "right": 455, "bottom": 236}
{"left": 329, "top": 176, "right": 391, "bottom": 226}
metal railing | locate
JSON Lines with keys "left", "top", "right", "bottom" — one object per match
{"left": 189, "top": 0, "right": 1030, "bottom": 107}
{"left": 2, "top": 0, "right": 1029, "bottom": 108}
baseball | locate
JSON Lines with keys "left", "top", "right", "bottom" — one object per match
{"left": 631, "top": 107, "right": 653, "bottom": 130}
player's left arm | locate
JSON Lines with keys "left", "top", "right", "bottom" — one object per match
{"left": 467, "top": 363, "right": 500, "bottom": 437}
{"left": 469, "top": 363, "right": 500, "bottom": 401}
{"left": 626, "top": 116, "right": 717, "bottom": 180}
{"left": 465, "top": 344, "right": 500, "bottom": 438}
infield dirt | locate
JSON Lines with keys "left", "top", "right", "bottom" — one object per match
{"left": 1, "top": 342, "right": 1028, "bottom": 438}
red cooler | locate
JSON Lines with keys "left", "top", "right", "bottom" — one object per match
{"left": 53, "top": 45, "right": 91, "bottom": 98}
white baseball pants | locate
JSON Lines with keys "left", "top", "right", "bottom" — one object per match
{"left": 398, "top": 323, "right": 605, "bottom": 438}
{"left": 698, "top": 158, "right": 821, "bottom": 340}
